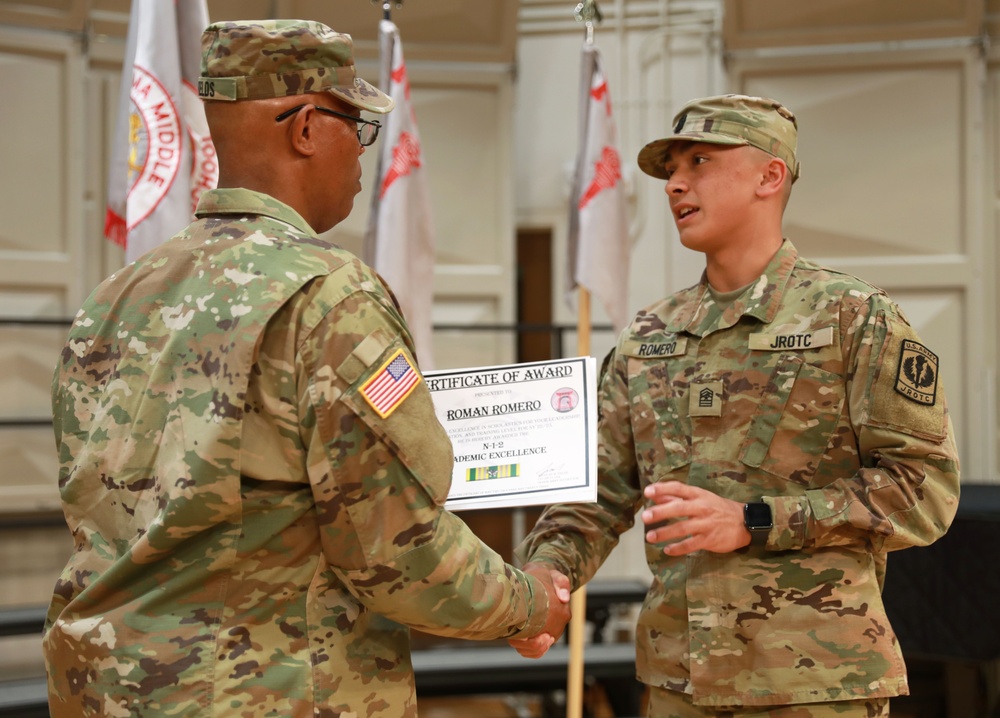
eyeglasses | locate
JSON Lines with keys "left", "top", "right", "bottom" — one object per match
{"left": 274, "top": 103, "right": 381, "bottom": 147}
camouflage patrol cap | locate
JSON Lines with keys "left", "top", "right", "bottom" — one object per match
{"left": 198, "top": 19, "right": 394, "bottom": 114}
{"left": 637, "top": 94, "right": 800, "bottom": 182}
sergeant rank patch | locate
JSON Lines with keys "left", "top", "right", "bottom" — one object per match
{"left": 689, "top": 381, "right": 723, "bottom": 417}
{"left": 360, "top": 349, "right": 421, "bottom": 418}
{"left": 894, "top": 339, "right": 938, "bottom": 406}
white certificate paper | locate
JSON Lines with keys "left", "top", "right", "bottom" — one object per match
{"left": 425, "top": 357, "right": 598, "bottom": 511}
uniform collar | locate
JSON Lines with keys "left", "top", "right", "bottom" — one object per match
{"left": 678, "top": 239, "right": 799, "bottom": 337}
{"left": 194, "top": 188, "right": 315, "bottom": 236}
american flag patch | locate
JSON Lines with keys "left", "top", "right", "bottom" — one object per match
{"left": 360, "top": 349, "right": 421, "bottom": 418}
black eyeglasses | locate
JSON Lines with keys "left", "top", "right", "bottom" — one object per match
{"left": 274, "top": 103, "right": 381, "bottom": 147}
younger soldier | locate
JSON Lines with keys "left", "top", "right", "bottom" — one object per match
{"left": 512, "top": 95, "right": 960, "bottom": 717}
{"left": 44, "top": 20, "right": 569, "bottom": 718}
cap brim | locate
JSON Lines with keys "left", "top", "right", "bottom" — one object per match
{"left": 329, "top": 78, "right": 394, "bottom": 114}
{"left": 637, "top": 133, "right": 748, "bottom": 179}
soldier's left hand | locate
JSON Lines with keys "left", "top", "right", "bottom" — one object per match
{"left": 642, "top": 481, "right": 751, "bottom": 555}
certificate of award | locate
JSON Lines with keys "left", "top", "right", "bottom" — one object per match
{"left": 424, "top": 356, "right": 598, "bottom": 511}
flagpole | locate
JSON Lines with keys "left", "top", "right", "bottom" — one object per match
{"left": 567, "top": 289, "right": 592, "bottom": 718}
{"left": 567, "top": 6, "right": 601, "bottom": 717}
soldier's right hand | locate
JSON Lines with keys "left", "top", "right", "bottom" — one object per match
{"left": 507, "top": 563, "right": 571, "bottom": 658}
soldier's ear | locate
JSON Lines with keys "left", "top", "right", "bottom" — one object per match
{"left": 287, "top": 104, "right": 319, "bottom": 158}
{"left": 756, "top": 156, "right": 787, "bottom": 200}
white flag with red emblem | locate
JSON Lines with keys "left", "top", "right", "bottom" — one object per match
{"left": 567, "top": 43, "right": 630, "bottom": 331}
{"left": 104, "top": 0, "right": 217, "bottom": 264}
{"left": 364, "top": 19, "right": 436, "bottom": 367}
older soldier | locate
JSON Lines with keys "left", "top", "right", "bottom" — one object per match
{"left": 44, "top": 19, "right": 569, "bottom": 718}
{"left": 513, "top": 95, "right": 960, "bottom": 717}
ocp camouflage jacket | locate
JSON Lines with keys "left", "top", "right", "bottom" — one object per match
{"left": 519, "top": 240, "right": 960, "bottom": 707}
{"left": 45, "top": 188, "right": 548, "bottom": 718}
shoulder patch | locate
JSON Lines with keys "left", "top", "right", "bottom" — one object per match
{"left": 360, "top": 348, "right": 421, "bottom": 418}
{"left": 894, "top": 339, "right": 938, "bottom": 405}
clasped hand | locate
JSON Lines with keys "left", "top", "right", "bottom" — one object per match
{"left": 506, "top": 562, "right": 571, "bottom": 659}
{"left": 506, "top": 482, "right": 749, "bottom": 659}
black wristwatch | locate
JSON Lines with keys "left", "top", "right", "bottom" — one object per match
{"left": 744, "top": 501, "right": 773, "bottom": 546}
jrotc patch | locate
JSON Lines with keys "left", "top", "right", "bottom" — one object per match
{"left": 360, "top": 349, "right": 421, "bottom": 418}
{"left": 894, "top": 339, "right": 938, "bottom": 406}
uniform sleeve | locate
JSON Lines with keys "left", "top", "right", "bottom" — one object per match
{"left": 299, "top": 283, "right": 548, "bottom": 639}
{"left": 768, "top": 293, "right": 961, "bottom": 552}
{"left": 516, "top": 346, "right": 643, "bottom": 590}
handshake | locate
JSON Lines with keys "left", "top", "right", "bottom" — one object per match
{"left": 508, "top": 562, "right": 573, "bottom": 659}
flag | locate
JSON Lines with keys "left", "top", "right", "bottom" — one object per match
{"left": 567, "top": 43, "right": 630, "bottom": 331}
{"left": 104, "top": 0, "right": 216, "bottom": 264}
{"left": 364, "top": 19, "right": 436, "bottom": 367}
{"left": 360, "top": 349, "right": 421, "bottom": 418}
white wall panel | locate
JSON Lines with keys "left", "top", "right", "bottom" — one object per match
{"left": 0, "top": 427, "right": 59, "bottom": 512}
{"left": 734, "top": 46, "right": 992, "bottom": 481}
{"left": 762, "top": 67, "right": 963, "bottom": 257}
{"left": 0, "top": 30, "right": 84, "bottom": 308}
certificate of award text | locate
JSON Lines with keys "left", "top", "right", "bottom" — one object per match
{"left": 425, "top": 357, "right": 598, "bottom": 511}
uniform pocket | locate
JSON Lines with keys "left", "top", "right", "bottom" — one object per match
{"left": 739, "top": 354, "right": 845, "bottom": 486}
{"left": 627, "top": 356, "right": 692, "bottom": 483}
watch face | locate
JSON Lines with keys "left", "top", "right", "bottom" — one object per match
{"left": 745, "top": 502, "right": 773, "bottom": 530}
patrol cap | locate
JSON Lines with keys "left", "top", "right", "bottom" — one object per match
{"left": 198, "top": 19, "right": 394, "bottom": 114}
{"left": 637, "top": 94, "right": 800, "bottom": 182}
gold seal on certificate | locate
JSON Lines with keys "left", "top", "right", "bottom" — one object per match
{"left": 424, "top": 357, "right": 598, "bottom": 511}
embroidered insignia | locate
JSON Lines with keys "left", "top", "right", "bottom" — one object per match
{"left": 894, "top": 339, "right": 938, "bottom": 406}
{"left": 360, "top": 349, "right": 421, "bottom": 418}
{"left": 689, "top": 381, "right": 723, "bottom": 417}
{"left": 621, "top": 336, "right": 687, "bottom": 358}
{"left": 748, "top": 326, "right": 834, "bottom": 351}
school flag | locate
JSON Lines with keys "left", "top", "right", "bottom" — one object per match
{"left": 104, "top": 0, "right": 216, "bottom": 264}
{"left": 364, "top": 19, "right": 436, "bottom": 367}
{"left": 567, "top": 42, "right": 630, "bottom": 331}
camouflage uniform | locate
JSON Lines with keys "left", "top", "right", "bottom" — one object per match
{"left": 648, "top": 683, "right": 888, "bottom": 717}
{"left": 518, "top": 239, "right": 960, "bottom": 708}
{"left": 44, "top": 185, "right": 550, "bottom": 717}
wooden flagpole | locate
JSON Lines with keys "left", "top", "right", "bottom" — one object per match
{"left": 566, "top": 287, "right": 592, "bottom": 718}
{"left": 566, "top": 4, "right": 603, "bottom": 715}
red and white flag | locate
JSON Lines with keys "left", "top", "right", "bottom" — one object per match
{"left": 104, "top": 0, "right": 216, "bottom": 264}
{"left": 567, "top": 43, "right": 630, "bottom": 331}
{"left": 364, "top": 19, "right": 436, "bottom": 367}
